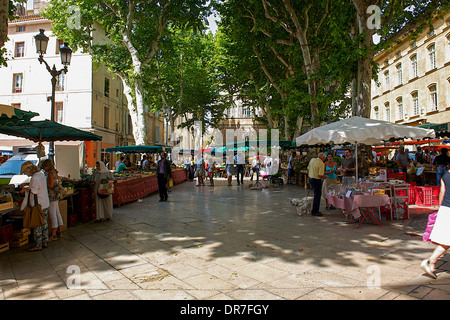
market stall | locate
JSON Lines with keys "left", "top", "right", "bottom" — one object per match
{"left": 0, "top": 119, "right": 102, "bottom": 248}
{"left": 295, "top": 116, "right": 435, "bottom": 225}
{"left": 112, "top": 169, "right": 187, "bottom": 205}
{"left": 104, "top": 145, "right": 187, "bottom": 205}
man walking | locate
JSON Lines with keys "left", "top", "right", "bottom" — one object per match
{"left": 235, "top": 152, "right": 245, "bottom": 185}
{"left": 157, "top": 151, "right": 172, "bottom": 202}
{"left": 307, "top": 152, "right": 327, "bottom": 216}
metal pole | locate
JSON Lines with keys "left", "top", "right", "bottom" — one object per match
{"left": 49, "top": 66, "right": 57, "bottom": 161}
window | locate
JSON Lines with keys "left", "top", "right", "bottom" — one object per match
{"left": 16, "top": 25, "right": 25, "bottom": 32}
{"left": 374, "top": 106, "right": 379, "bottom": 120}
{"left": 396, "top": 63, "right": 402, "bottom": 86}
{"left": 243, "top": 106, "right": 251, "bottom": 118}
{"left": 12, "top": 73, "right": 23, "bottom": 93}
{"left": 397, "top": 97, "right": 403, "bottom": 120}
{"left": 11, "top": 103, "right": 21, "bottom": 109}
{"left": 55, "top": 102, "right": 63, "bottom": 123}
{"left": 104, "top": 106, "right": 109, "bottom": 129}
{"left": 447, "top": 35, "right": 450, "bottom": 61}
{"left": 104, "top": 77, "right": 110, "bottom": 98}
{"left": 428, "top": 29, "right": 435, "bottom": 37}
{"left": 384, "top": 71, "right": 390, "bottom": 90}
{"left": 411, "top": 91, "right": 419, "bottom": 116}
{"left": 428, "top": 44, "right": 436, "bottom": 70}
{"left": 396, "top": 51, "right": 401, "bottom": 59}
{"left": 410, "top": 54, "right": 418, "bottom": 78}
{"left": 384, "top": 59, "right": 389, "bottom": 67}
{"left": 127, "top": 115, "right": 132, "bottom": 135}
{"left": 56, "top": 72, "right": 65, "bottom": 91}
{"left": 155, "top": 125, "right": 160, "bottom": 143}
{"left": 55, "top": 39, "right": 64, "bottom": 54}
{"left": 385, "top": 102, "right": 391, "bottom": 122}
{"left": 429, "top": 84, "right": 437, "bottom": 111}
{"left": 15, "top": 42, "right": 24, "bottom": 57}
{"left": 411, "top": 41, "right": 417, "bottom": 48}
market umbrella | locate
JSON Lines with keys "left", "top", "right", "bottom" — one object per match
{"left": 0, "top": 120, "right": 102, "bottom": 142}
{"left": 295, "top": 116, "right": 435, "bottom": 182}
{"left": 105, "top": 145, "right": 163, "bottom": 153}
{"left": 0, "top": 104, "right": 39, "bottom": 126}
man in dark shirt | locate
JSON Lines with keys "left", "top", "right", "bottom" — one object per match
{"left": 415, "top": 146, "right": 425, "bottom": 164}
{"left": 434, "top": 148, "right": 450, "bottom": 186}
{"left": 340, "top": 149, "right": 356, "bottom": 185}
{"left": 157, "top": 151, "right": 172, "bottom": 202}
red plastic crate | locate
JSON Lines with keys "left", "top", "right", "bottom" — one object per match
{"left": 0, "top": 224, "right": 14, "bottom": 244}
{"left": 416, "top": 186, "right": 440, "bottom": 206}
{"left": 408, "top": 186, "right": 416, "bottom": 205}
{"left": 69, "top": 214, "right": 77, "bottom": 227}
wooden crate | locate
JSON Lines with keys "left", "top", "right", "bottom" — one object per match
{"left": 13, "top": 228, "right": 30, "bottom": 240}
{"left": 10, "top": 236, "right": 28, "bottom": 248}
{"left": 0, "top": 196, "right": 13, "bottom": 211}
{"left": 0, "top": 242, "right": 9, "bottom": 253}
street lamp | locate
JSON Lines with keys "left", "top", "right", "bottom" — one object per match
{"left": 34, "top": 29, "right": 73, "bottom": 161}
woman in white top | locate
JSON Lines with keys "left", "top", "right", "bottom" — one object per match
{"left": 20, "top": 161, "right": 50, "bottom": 251}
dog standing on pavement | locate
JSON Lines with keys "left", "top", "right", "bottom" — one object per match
{"left": 291, "top": 198, "right": 312, "bottom": 216}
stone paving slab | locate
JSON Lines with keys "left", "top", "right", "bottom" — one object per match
{"left": 0, "top": 179, "right": 449, "bottom": 300}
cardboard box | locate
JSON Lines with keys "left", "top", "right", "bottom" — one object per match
{"left": 47, "top": 200, "right": 67, "bottom": 232}
{"left": 0, "top": 242, "right": 9, "bottom": 253}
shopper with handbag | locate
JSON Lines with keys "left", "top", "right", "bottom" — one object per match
{"left": 421, "top": 169, "right": 450, "bottom": 279}
{"left": 93, "top": 161, "right": 115, "bottom": 222}
{"left": 20, "top": 161, "right": 50, "bottom": 251}
{"left": 41, "top": 159, "right": 64, "bottom": 241}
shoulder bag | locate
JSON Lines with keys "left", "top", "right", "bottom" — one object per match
{"left": 23, "top": 192, "right": 44, "bottom": 229}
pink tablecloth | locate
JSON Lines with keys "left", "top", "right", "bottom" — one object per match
{"left": 326, "top": 194, "right": 391, "bottom": 219}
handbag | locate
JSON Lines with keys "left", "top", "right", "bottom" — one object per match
{"left": 98, "top": 179, "right": 114, "bottom": 195}
{"left": 423, "top": 211, "right": 438, "bottom": 242}
{"left": 22, "top": 192, "right": 44, "bottom": 229}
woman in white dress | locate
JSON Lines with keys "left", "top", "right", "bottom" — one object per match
{"left": 93, "top": 161, "right": 115, "bottom": 222}
{"left": 421, "top": 170, "right": 450, "bottom": 278}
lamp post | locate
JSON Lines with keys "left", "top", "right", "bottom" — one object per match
{"left": 34, "top": 29, "right": 73, "bottom": 161}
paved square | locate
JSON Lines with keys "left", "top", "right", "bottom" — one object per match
{"left": 0, "top": 179, "right": 448, "bottom": 300}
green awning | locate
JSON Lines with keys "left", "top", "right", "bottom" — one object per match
{"left": 0, "top": 104, "right": 39, "bottom": 126}
{"left": 105, "top": 145, "right": 163, "bottom": 153}
{"left": 0, "top": 120, "right": 102, "bottom": 142}
{"left": 418, "top": 123, "right": 449, "bottom": 132}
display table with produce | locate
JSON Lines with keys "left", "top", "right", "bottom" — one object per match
{"left": 113, "top": 168, "right": 187, "bottom": 205}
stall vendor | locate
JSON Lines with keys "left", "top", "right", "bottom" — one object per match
{"left": 396, "top": 147, "right": 409, "bottom": 173}
{"left": 116, "top": 158, "right": 132, "bottom": 173}
{"left": 340, "top": 149, "right": 356, "bottom": 185}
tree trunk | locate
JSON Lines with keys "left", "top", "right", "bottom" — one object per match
{"left": 351, "top": 0, "right": 378, "bottom": 118}
{"left": 0, "top": 0, "right": 8, "bottom": 49}
{"left": 122, "top": 78, "right": 147, "bottom": 145}
{"left": 133, "top": 78, "right": 148, "bottom": 145}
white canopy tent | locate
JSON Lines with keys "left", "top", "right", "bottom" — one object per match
{"left": 295, "top": 116, "right": 436, "bottom": 182}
